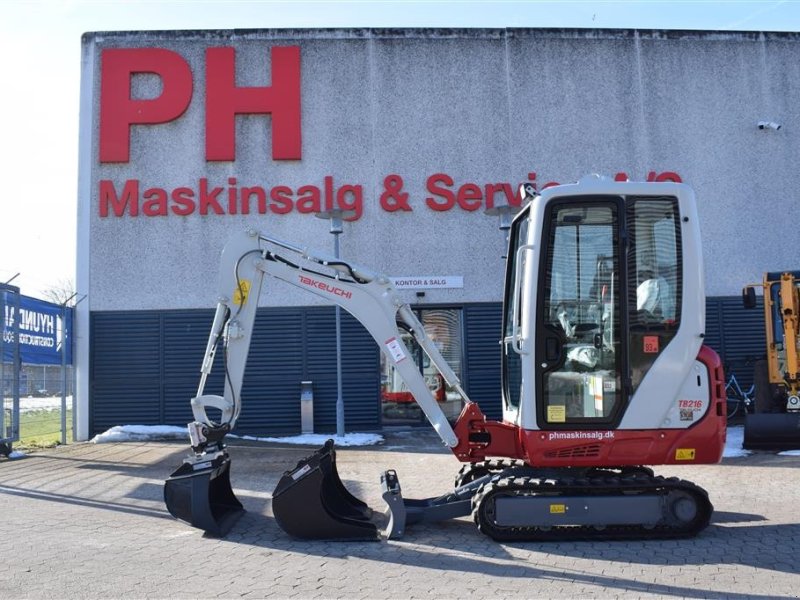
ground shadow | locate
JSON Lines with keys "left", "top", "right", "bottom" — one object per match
{"left": 216, "top": 507, "right": 791, "bottom": 600}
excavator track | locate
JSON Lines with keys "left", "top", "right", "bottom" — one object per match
{"left": 454, "top": 459, "right": 527, "bottom": 487}
{"left": 472, "top": 472, "right": 712, "bottom": 542}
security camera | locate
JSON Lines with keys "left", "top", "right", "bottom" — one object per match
{"left": 758, "top": 121, "right": 782, "bottom": 130}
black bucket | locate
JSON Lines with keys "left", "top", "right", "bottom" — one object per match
{"left": 164, "top": 450, "right": 244, "bottom": 537}
{"left": 743, "top": 413, "right": 800, "bottom": 450}
{"left": 272, "top": 440, "right": 379, "bottom": 541}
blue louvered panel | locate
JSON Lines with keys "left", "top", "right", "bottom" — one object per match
{"left": 163, "top": 310, "right": 224, "bottom": 426}
{"left": 91, "top": 312, "right": 161, "bottom": 379}
{"left": 92, "top": 381, "right": 163, "bottom": 431}
{"left": 90, "top": 311, "right": 163, "bottom": 433}
{"left": 90, "top": 306, "right": 380, "bottom": 437}
{"left": 304, "top": 307, "right": 380, "bottom": 432}
{"left": 463, "top": 303, "right": 504, "bottom": 420}
{"left": 235, "top": 308, "right": 305, "bottom": 434}
{"left": 705, "top": 295, "right": 766, "bottom": 390}
{"left": 340, "top": 310, "right": 380, "bottom": 429}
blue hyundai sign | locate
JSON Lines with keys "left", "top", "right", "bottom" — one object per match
{"left": 2, "top": 293, "right": 73, "bottom": 365}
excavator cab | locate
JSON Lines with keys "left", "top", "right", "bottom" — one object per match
{"left": 165, "top": 176, "right": 724, "bottom": 542}
{"left": 501, "top": 184, "right": 709, "bottom": 445}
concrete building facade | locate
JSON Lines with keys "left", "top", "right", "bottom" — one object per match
{"left": 76, "top": 28, "right": 798, "bottom": 439}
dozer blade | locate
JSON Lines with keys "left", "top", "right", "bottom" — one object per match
{"left": 164, "top": 450, "right": 244, "bottom": 537}
{"left": 272, "top": 439, "right": 380, "bottom": 541}
{"left": 743, "top": 413, "right": 800, "bottom": 450}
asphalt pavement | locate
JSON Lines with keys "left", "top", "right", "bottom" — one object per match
{"left": 2, "top": 428, "right": 799, "bottom": 599}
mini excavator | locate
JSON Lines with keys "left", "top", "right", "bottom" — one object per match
{"left": 164, "top": 175, "right": 726, "bottom": 542}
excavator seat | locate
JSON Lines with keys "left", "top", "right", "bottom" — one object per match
{"left": 272, "top": 440, "right": 380, "bottom": 541}
{"left": 164, "top": 449, "right": 244, "bottom": 537}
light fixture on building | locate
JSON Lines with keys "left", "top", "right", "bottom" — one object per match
{"left": 484, "top": 202, "right": 523, "bottom": 251}
{"left": 314, "top": 208, "right": 357, "bottom": 438}
{"left": 758, "top": 121, "right": 782, "bottom": 131}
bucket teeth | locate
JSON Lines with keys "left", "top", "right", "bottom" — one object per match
{"left": 272, "top": 440, "right": 380, "bottom": 541}
{"left": 164, "top": 450, "right": 244, "bottom": 537}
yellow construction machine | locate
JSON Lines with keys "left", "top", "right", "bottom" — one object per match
{"left": 742, "top": 271, "right": 800, "bottom": 449}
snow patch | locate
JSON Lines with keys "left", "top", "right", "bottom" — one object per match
{"left": 91, "top": 425, "right": 188, "bottom": 443}
{"left": 89, "top": 425, "right": 382, "bottom": 447}
{"left": 778, "top": 449, "right": 800, "bottom": 457}
{"left": 231, "top": 433, "right": 383, "bottom": 447}
{"left": 8, "top": 451, "right": 26, "bottom": 459}
{"left": 19, "top": 396, "right": 73, "bottom": 414}
{"left": 724, "top": 426, "right": 751, "bottom": 458}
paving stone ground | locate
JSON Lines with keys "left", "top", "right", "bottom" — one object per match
{"left": 1, "top": 429, "right": 799, "bottom": 599}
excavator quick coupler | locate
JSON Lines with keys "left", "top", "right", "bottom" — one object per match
{"left": 272, "top": 439, "right": 381, "bottom": 541}
{"left": 164, "top": 448, "right": 244, "bottom": 537}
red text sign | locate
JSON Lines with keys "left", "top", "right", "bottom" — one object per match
{"left": 99, "top": 46, "right": 301, "bottom": 163}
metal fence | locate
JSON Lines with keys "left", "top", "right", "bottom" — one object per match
{"left": 18, "top": 365, "right": 74, "bottom": 447}
{"left": 1, "top": 284, "right": 20, "bottom": 455}
{"left": 2, "top": 284, "right": 75, "bottom": 452}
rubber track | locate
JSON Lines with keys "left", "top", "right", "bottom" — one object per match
{"left": 472, "top": 473, "right": 713, "bottom": 542}
{"left": 454, "top": 459, "right": 527, "bottom": 488}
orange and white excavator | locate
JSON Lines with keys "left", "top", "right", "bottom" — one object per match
{"left": 742, "top": 271, "right": 800, "bottom": 449}
{"left": 164, "top": 175, "right": 727, "bottom": 542}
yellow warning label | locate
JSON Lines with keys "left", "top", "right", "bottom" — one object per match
{"left": 550, "top": 504, "right": 566, "bottom": 514}
{"left": 233, "top": 280, "right": 251, "bottom": 306}
{"left": 547, "top": 405, "right": 566, "bottom": 423}
{"left": 675, "top": 448, "right": 696, "bottom": 461}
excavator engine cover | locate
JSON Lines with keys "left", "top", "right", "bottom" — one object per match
{"left": 743, "top": 413, "right": 800, "bottom": 450}
{"left": 272, "top": 440, "right": 379, "bottom": 541}
{"left": 164, "top": 450, "right": 244, "bottom": 537}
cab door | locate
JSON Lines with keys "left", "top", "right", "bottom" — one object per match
{"left": 535, "top": 198, "right": 627, "bottom": 429}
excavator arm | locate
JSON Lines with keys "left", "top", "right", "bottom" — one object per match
{"left": 165, "top": 228, "right": 476, "bottom": 538}
{"left": 188, "top": 228, "right": 466, "bottom": 453}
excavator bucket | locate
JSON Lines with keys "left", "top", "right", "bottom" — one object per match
{"left": 743, "top": 413, "right": 800, "bottom": 450}
{"left": 164, "top": 450, "right": 244, "bottom": 537}
{"left": 272, "top": 440, "right": 380, "bottom": 541}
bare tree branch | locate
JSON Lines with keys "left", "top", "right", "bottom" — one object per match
{"left": 42, "top": 278, "right": 77, "bottom": 306}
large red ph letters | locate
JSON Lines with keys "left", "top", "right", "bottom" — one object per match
{"left": 205, "top": 47, "right": 301, "bottom": 161}
{"left": 99, "top": 46, "right": 302, "bottom": 163}
{"left": 100, "top": 48, "right": 193, "bottom": 163}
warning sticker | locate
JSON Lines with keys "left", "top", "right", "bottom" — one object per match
{"left": 547, "top": 405, "right": 566, "bottom": 423}
{"left": 675, "top": 448, "right": 696, "bottom": 461}
{"left": 549, "top": 504, "right": 566, "bottom": 514}
{"left": 233, "top": 280, "right": 251, "bottom": 306}
{"left": 385, "top": 337, "right": 407, "bottom": 363}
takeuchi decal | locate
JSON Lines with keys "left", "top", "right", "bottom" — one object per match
{"left": 98, "top": 170, "right": 682, "bottom": 221}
